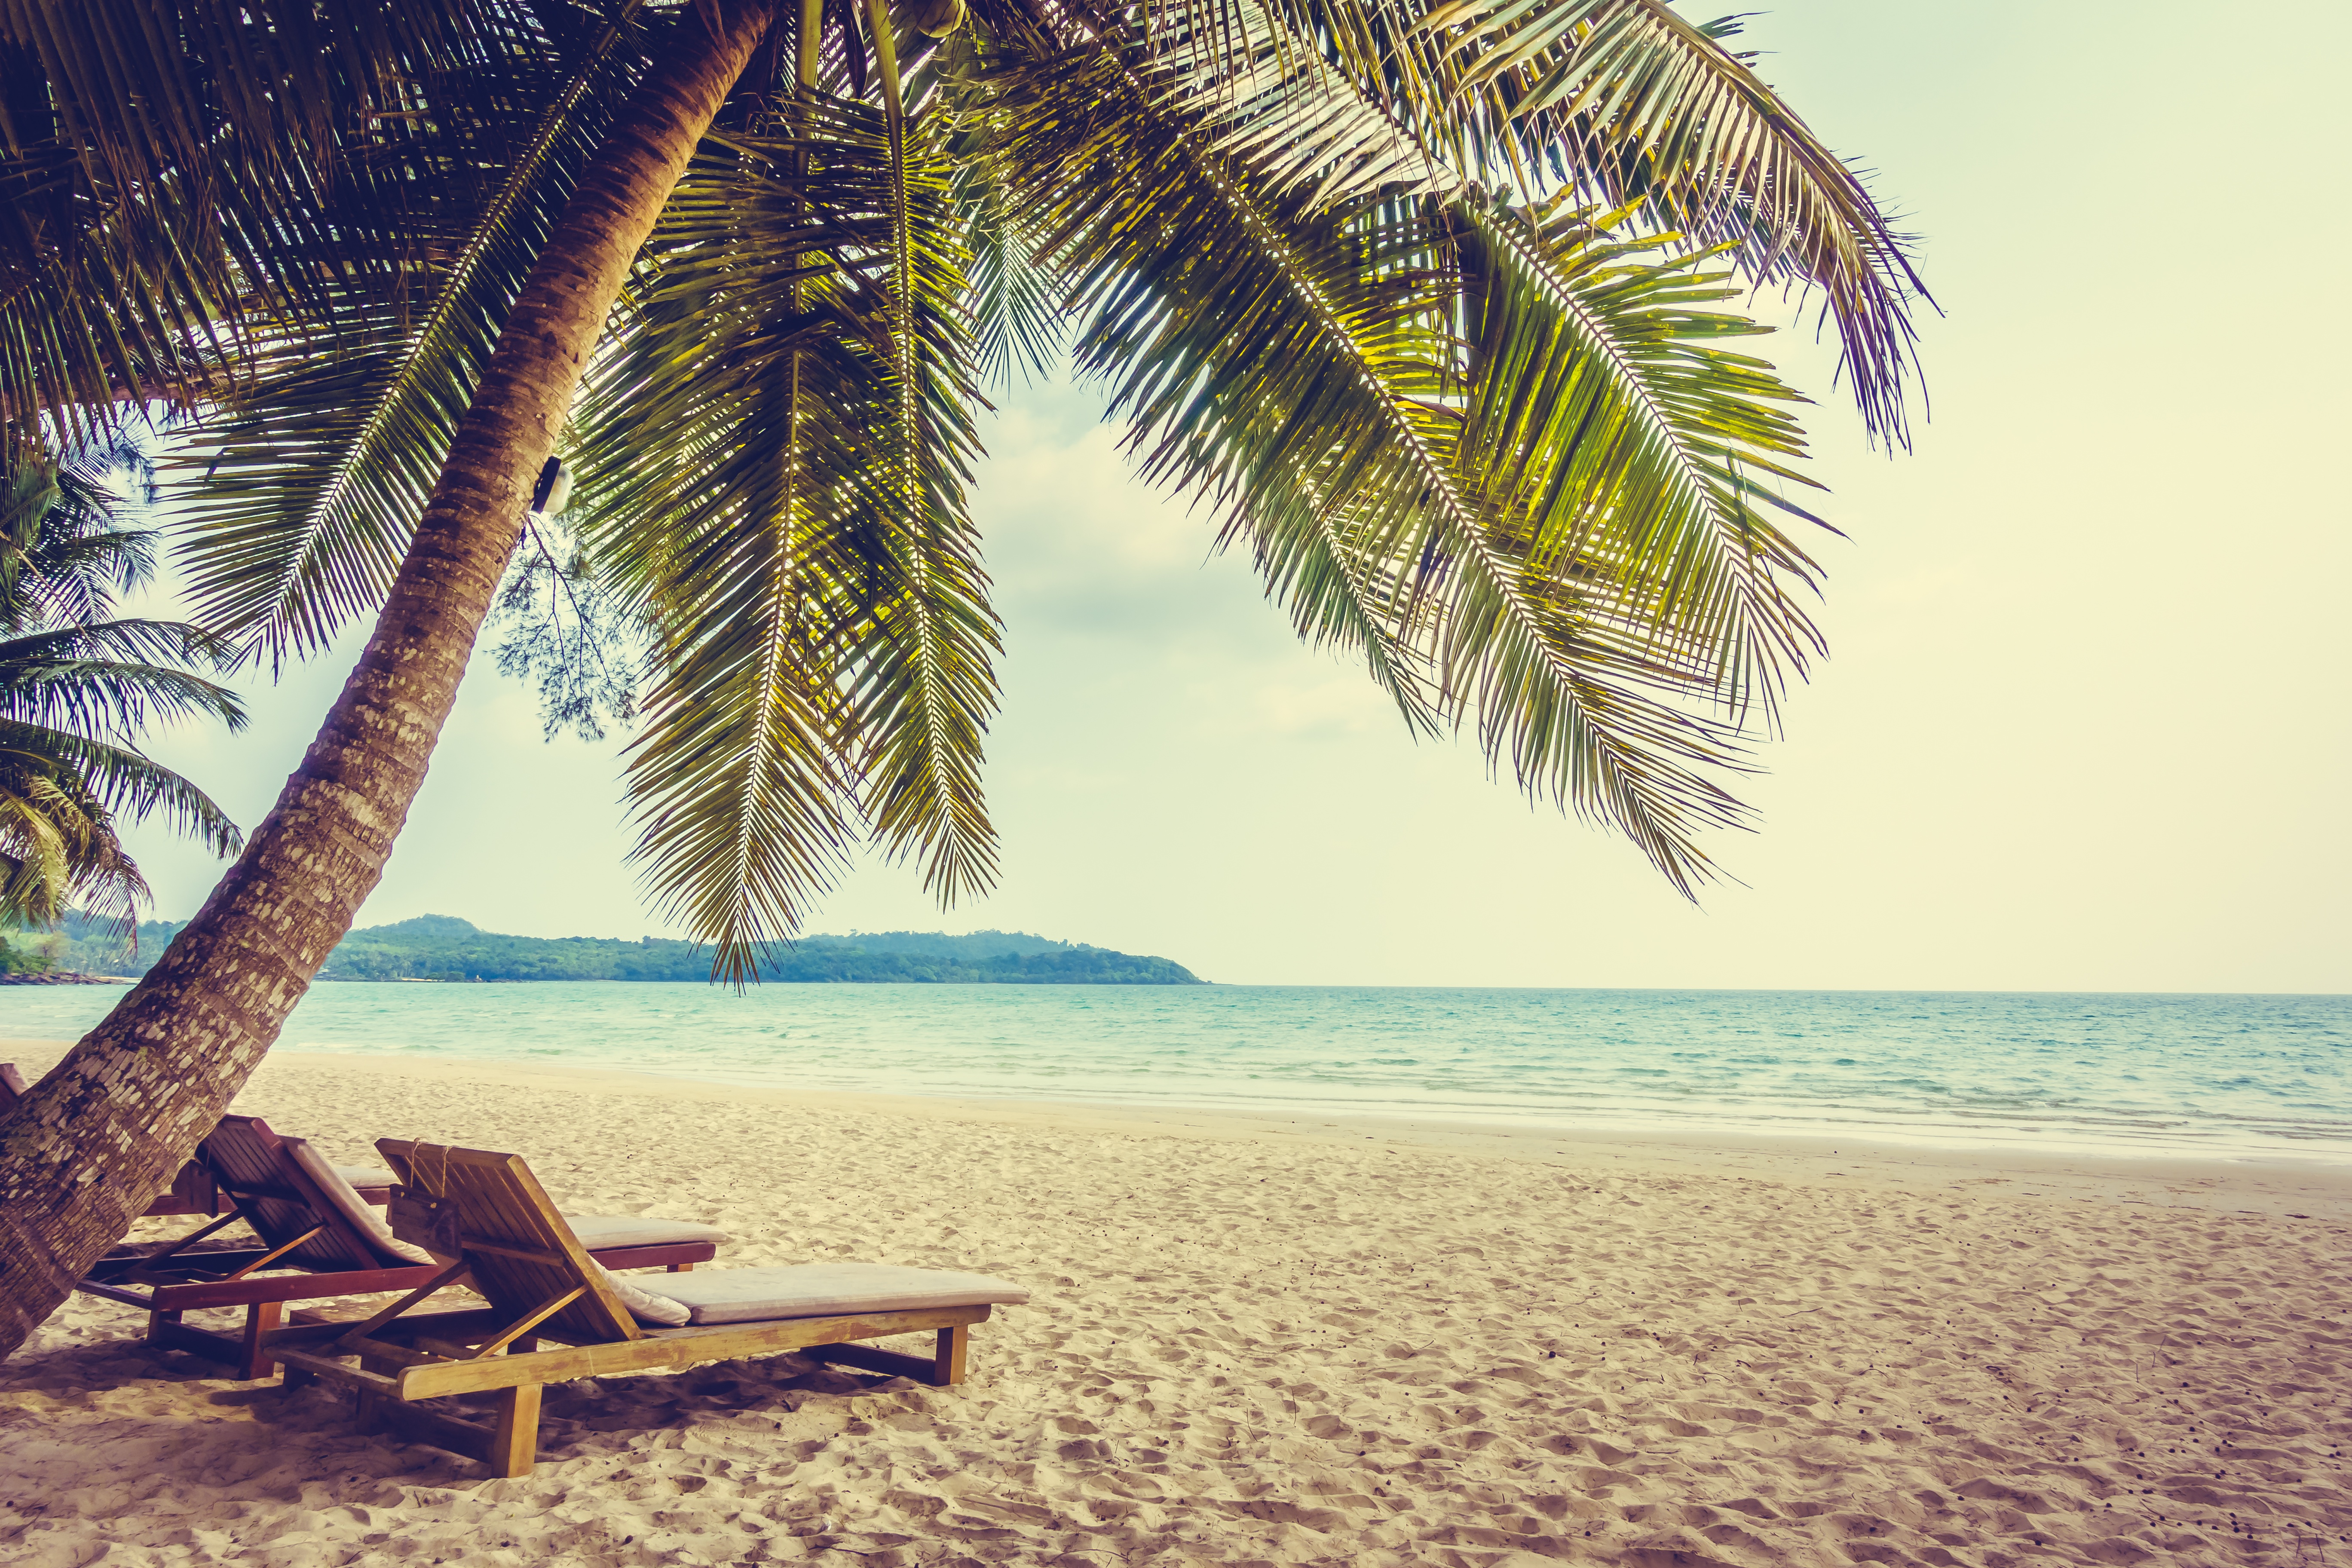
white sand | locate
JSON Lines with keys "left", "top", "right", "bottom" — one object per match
{"left": 3, "top": 1046, "right": 2350, "bottom": 1567}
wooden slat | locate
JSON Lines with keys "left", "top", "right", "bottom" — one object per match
{"left": 215, "top": 1183, "right": 308, "bottom": 1204}
{"left": 585, "top": 1241, "right": 717, "bottom": 1271}
{"left": 805, "top": 1341, "right": 938, "bottom": 1383}
{"left": 395, "top": 1303, "right": 991, "bottom": 1400}
{"left": 377, "top": 1140, "right": 642, "bottom": 1346}
{"left": 473, "top": 1286, "right": 585, "bottom": 1359}
{"left": 147, "top": 1317, "right": 238, "bottom": 1365}
{"left": 237, "top": 1302, "right": 282, "bottom": 1380}
{"left": 122, "top": 1212, "right": 243, "bottom": 1279}
{"left": 808, "top": 1324, "right": 967, "bottom": 1386}
{"left": 340, "top": 1334, "right": 463, "bottom": 1369}
{"left": 149, "top": 1263, "right": 445, "bottom": 1311}
{"left": 275, "top": 1347, "right": 398, "bottom": 1393}
{"left": 380, "top": 1403, "right": 499, "bottom": 1467}
{"left": 265, "top": 1309, "right": 501, "bottom": 1352}
{"left": 89, "top": 1237, "right": 261, "bottom": 1271}
{"left": 336, "top": 1262, "right": 472, "bottom": 1349}
{"left": 74, "top": 1279, "right": 157, "bottom": 1310}
{"left": 218, "top": 1225, "right": 325, "bottom": 1280}
{"left": 453, "top": 1239, "right": 573, "bottom": 1267}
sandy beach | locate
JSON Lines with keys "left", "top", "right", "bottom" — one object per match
{"left": 3, "top": 1045, "right": 2349, "bottom": 1567}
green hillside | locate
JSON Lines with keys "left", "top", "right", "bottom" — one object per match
{"left": 40, "top": 912, "right": 1203, "bottom": 985}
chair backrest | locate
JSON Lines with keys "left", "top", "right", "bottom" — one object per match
{"left": 202, "top": 1115, "right": 398, "bottom": 1269}
{"left": 377, "top": 1139, "right": 642, "bottom": 1344}
{"left": 0, "top": 1062, "right": 28, "bottom": 1108}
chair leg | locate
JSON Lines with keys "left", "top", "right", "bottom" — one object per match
{"left": 934, "top": 1324, "right": 969, "bottom": 1387}
{"left": 355, "top": 1354, "right": 394, "bottom": 1431}
{"left": 491, "top": 1384, "right": 542, "bottom": 1478}
{"left": 666, "top": 1261, "right": 693, "bottom": 1273}
{"left": 146, "top": 1307, "right": 182, "bottom": 1348}
{"left": 237, "top": 1301, "right": 282, "bottom": 1381}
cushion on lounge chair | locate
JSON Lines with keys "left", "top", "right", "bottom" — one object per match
{"left": 635, "top": 1262, "right": 1030, "bottom": 1327}
{"left": 562, "top": 1213, "right": 732, "bottom": 1252}
{"left": 284, "top": 1139, "right": 437, "bottom": 1267}
{"left": 333, "top": 1165, "right": 398, "bottom": 1190}
{"left": 595, "top": 1263, "right": 692, "bottom": 1326}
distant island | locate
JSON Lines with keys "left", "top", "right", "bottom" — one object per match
{"left": 38, "top": 912, "right": 1204, "bottom": 986}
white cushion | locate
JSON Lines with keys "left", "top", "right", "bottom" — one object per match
{"left": 283, "top": 1139, "right": 435, "bottom": 1266}
{"left": 332, "top": 1165, "right": 397, "bottom": 1189}
{"left": 596, "top": 1263, "right": 691, "bottom": 1326}
{"left": 562, "top": 1213, "right": 731, "bottom": 1252}
{"left": 638, "top": 1262, "right": 1029, "bottom": 1326}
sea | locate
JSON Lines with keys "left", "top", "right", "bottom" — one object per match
{"left": 3, "top": 984, "right": 2346, "bottom": 1164}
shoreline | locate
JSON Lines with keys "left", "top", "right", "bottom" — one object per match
{"left": 13, "top": 1039, "right": 2348, "bottom": 1218}
{"left": 272, "top": 1050, "right": 2352, "bottom": 1220}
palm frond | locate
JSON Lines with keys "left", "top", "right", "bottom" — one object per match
{"left": 953, "top": 147, "right": 1066, "bottom": 388}
{"left": 1453, "top": 198, "right": 1829, "bottom": 724}
{"left": 986, "top": 13, "right": 1838, "bottom": 889}
{"left": 0, "top": 127, "right": 235, "bottom": 446}
{"left": 0, "top": 734, "right": 168, "bottom": 927}
{"left": 576, "top": 98, "right": 995, "bottom": 978}
{"left": 857, "top": 18, "right": 1001, "bottom": 911}
{"left": 0, "top": 0, "right": 488, "bottom": 444}
{"left": 1145, "top": 0, "right": 1462, "bottom": 209}
{"left": 1406, "top": 0, "right": 1927, "bottom": 442}
{"left": 0, "top": 619, "right": 246, "bottom": 730}
{"left": 0, "top": 721, "right": 242, "bottom": 858}
{"left": 1034, "top": 0, "right": 1926, "bottom": 441}
{"left": 0, "top": 432, "right": 157, "bottom": 630}
{"left": 168, "top": 4, "right": 655, "bottom": 663}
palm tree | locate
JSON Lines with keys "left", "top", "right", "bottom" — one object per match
{"left": 0, "top": 437, "right": 245, "bottom": 946}
{"left": 0, "top": 0, "right": 1924, "bottom": 1354}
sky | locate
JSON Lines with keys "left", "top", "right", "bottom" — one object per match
{"left": 100, "top": 0, "right": 2352, "bottom": 992}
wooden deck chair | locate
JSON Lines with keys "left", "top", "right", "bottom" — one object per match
{"left": 269, "top": 1140, "right": 1028, "bottom": 1478}
{"left": 78, "top": 1117, "right": 728, "bottom": 1380}
{"left": 2, "top": 1061, "right": 219, "bottom": 1216}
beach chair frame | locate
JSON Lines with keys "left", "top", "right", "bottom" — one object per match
{"left": 269, "top": 1141, "right": 991, "bottom": 1478}
{"left": 76, "top": 1119, "right": 716, "bottom": 1380}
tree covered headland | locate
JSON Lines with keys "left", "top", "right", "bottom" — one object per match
{"left": 52, "top": 912, "right": 1200, "bottom": 985}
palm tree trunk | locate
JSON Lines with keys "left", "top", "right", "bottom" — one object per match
{"left": 0, "top": 0, "right": 775, "bottom": 1360}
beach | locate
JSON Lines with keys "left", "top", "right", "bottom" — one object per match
{"left": 5, "top": 1046, "right": 2350, "bottom": 1567}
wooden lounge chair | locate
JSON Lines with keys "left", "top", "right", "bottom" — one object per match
{"left": 269, "top": 1139, "right": 1028, "bottom": 1477}
{"left": 78, "top": 1117, "right": 728, "bottom": 1380}
{"left": 2, "top": 1060, "right": 222, "bottom": 1216}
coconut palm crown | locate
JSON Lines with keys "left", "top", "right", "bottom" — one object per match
{"left": 3, "top": 0, "right": 1926, "bottom": 979}
{"left": 0, "top": 439, "right": 245, "bottom": 930}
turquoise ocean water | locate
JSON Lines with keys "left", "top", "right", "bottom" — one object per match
{"left": 3, "top": 984, "right": 2346, "bottom": 1162}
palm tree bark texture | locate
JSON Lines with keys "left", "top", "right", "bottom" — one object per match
{"left": 0, "top": 0, "right": 778, "bottom": 1359}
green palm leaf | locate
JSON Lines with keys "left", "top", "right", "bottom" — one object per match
{"left": 1407, "top": 0, "right": 1928, "bottom": 442}
{"left": 0, "top": 0, "right": 482, "bottom": 446}
{"left": 0, "top": 721, "right": 243, "bottom": 860}
{"left": 575, "top": 97, "right": 998, "bottom": 980}
{"left": 0, "top": 621, "right": 248, "bottom": 734}
{"left": 986, "top": 11, "right": 1833, "bottom": 890}
{"left": 1452, "top": 199, "right": 1828, "bottom": 722}
{"left": 170, "top": 6, "right": 654, "bottom": 662}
